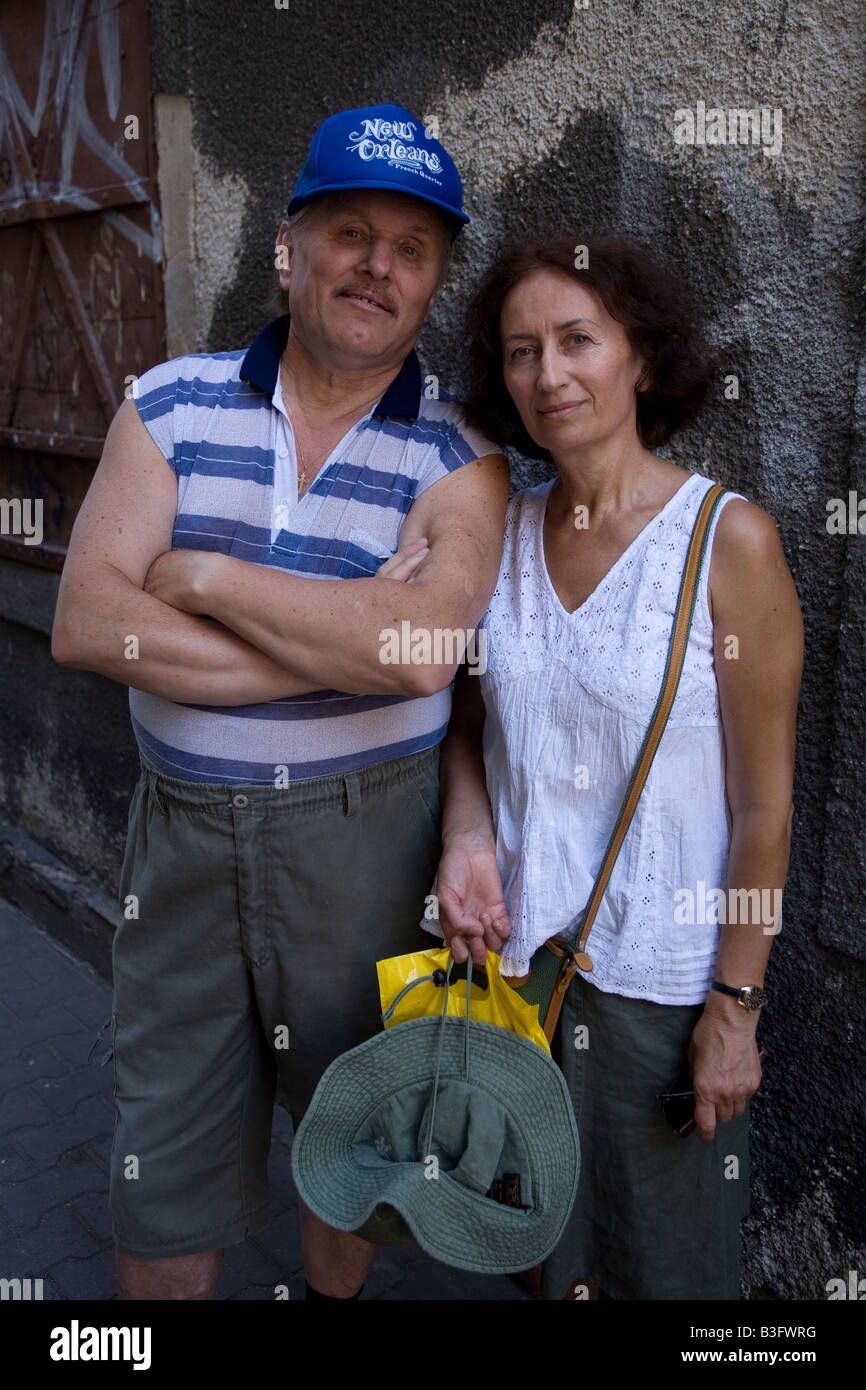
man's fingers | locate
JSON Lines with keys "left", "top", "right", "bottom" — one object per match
{"left": 378, "top": 552, "right": 427, "bottom": 581}
{"left": 376, "top": 540, "right": 429, "bottom": 580}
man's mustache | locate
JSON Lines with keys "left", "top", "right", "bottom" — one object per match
{"left": 338, "top": 284, "right": 398, "bottom": 314}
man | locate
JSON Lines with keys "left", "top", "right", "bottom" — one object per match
{"left": 52, "top": 104, "right": 508, "bottom": 1300}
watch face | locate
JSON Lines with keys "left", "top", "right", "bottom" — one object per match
{"left": 743, "top": 987, "right": 766, "bottom": 1010}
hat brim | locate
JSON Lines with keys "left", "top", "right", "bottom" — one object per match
{"left": 287, "top": 181, "right": 469, "bottom": 235}
{"left": 291, "top": 1017, "right": 580, "bottom": 1275}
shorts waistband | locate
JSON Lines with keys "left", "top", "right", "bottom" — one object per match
{"left": 137, "top": 744, "right": 439, "bottom": 814}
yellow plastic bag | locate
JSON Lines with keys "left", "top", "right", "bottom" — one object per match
{"left": 376, "top": 945, "right": 551, "bottom": 1055}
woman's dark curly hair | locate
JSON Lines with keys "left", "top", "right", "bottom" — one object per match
{"left": 464, "top": 234, "right": 716, "bottom": 456}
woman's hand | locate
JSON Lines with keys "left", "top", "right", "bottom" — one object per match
{"left": 437, "top": 832, "right": 512, "bottom": 966}
{"left": 687, "top": 999, "right": 763, "bottom": 1142}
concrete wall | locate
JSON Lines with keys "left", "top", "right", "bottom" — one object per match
{"left": 2, "top": 0, "right": 861, "bottom": 1299}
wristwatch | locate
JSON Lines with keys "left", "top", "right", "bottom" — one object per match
{"left": 711, "top": 981, "right": 766, "bottom": 1011}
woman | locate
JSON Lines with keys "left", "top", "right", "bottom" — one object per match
{"left": 432, "top": 235, "right": 803, "bottom": 1299}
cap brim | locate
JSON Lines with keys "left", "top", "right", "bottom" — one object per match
{"left": 287, "top": 180, "right": 469, "bottom": 235}
{"left": 291, "top": 1016, "right": 580, "bottom": 1275}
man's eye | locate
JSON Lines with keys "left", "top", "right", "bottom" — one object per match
{"left": 402, "top": 244, "right": 419, "bottom": 257}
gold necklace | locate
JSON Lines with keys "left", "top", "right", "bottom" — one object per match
{"left": 279, "top": 361, "right": 309, "bottom": 498}
{"left": 293, "top": 423, "right": 317, "bottom": 498}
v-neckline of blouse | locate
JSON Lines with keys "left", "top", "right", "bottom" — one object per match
{"left": 537, "top": 471, "right": 699, "bottom": 619}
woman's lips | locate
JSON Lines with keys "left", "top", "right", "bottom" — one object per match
{"left": 538, "top": 401, "right": 587, "bottom": 418}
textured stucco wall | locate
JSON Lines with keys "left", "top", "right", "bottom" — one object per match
{"left": 122, "top": 0, "right": 866, "bottom": 1296}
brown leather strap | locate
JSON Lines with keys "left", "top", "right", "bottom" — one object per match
{"left": 572, "top": 483, "right": 728, "bottom": 971}
{"left": 540, "top": 947, "right": 579, "bottom": 1044}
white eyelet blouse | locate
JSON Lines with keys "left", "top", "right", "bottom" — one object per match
{"left": 478, "top": 470, "right": 744, "bottom": 1005}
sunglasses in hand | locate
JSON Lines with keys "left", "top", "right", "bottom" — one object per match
{"left": 657, "top": 1045, "right": 768, "bottom": 1138}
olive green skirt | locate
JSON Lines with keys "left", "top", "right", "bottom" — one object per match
{"left": 540, "top": 974, "right": 751, "bottom": 1300}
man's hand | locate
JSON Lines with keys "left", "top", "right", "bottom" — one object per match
{"left": 437, "top": 832, "right": 512, "bottom": 966}
{"left": 687, "top": 999, "right": 763, "bottom": 1142}
{"left": 375, "top": 537, "right": 429, "bottom": 583}
{"left": 143, "top": 549, "right": 224, "bottom": 613}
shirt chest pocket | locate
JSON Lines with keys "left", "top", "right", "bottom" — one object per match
{"left": 338, "top": 526, "right": 395, "bottom": 579}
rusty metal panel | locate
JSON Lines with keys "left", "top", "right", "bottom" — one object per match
{"left": 0, "top": 0, "right": 166, "bottom": 569}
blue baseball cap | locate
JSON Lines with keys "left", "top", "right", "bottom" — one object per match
{"left": 287, "top": 104, "right": 470, "bottom": 238}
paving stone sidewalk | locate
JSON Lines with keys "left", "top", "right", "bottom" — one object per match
{"left": 0, "top": 896, "right": 529, "bottom": 1301}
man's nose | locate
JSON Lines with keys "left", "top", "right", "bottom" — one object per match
{"left": 355, "top": 236, "right": 395, "bottom": 278}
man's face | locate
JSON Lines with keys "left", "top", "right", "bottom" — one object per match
{"left": 275, "top": 191, "right": 449, "bottom": 371}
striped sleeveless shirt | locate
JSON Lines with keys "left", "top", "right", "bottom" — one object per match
{"left": 130, "top": 315, "right": 499, "bottom": 784}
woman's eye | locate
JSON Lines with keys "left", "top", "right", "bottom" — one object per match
{"left": 566, "top": 333, "right": 589, "bottom": 346}
{"left": 510, "top": 345, "right": 534, "bottom": 360}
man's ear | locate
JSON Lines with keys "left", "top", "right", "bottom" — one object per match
{"left": 275, "top": 221, "right": 293, "bottom": 290}
{"left": 421, "top": 286, "right": 439, "bottom": 325}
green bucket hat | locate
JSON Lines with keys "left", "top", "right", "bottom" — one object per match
{"left": 291, "top": 958, "right": 580, "bottom": 1275}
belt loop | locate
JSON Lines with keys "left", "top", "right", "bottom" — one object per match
{"left": 343, "top": 771, "right": 360, "bottom": 818}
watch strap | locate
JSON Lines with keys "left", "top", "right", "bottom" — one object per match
{"left": 711, "top": 981, "right": 765, "bottom": 1009}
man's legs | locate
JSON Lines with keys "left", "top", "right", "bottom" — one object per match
{"left": 115, "top": 1205, "right": 376, "bottom": 1301}
{"left": 255, "top": 746, "right": 444, "bottom": 1299}
{"left": 300, "top": 1204, "right": 376, "bottom": 1298}
{"left": 116, "top": 1249, "right": 224, "bottom": 1301}
{"left": 109, "top": 748, "right": 441, "bottom": 1298}
{"left": 109, "top": 764, "right": 277, "bottom": 1296}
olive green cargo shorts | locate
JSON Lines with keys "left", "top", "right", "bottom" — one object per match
{"left": 108, "top": 746, "right": 441, "bottom": 1259}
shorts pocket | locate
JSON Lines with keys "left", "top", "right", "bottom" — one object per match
{"left": 407, "top": 775, "right": 442, "bottom": 839}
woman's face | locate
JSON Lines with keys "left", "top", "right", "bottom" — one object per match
{"left": 500, "top": 267, "right": 647, "bottom": 458}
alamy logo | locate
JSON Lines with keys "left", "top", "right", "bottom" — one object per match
{"left": 826, "top": 1270, "right": 866, "bottom": 1300}
{"left": 0, "top": 497, "right": 43, "bottom": 545}
{"left": 0, "top": 1276, "right": 43, "bottom": 1299}
{"left": 49, "top": 1320, "right": 152, "bottom": 1370}
{"left": 378, "top": 621, "right": 487, "bottom": 675}
{"left": 673, "top": 101, "right": 783, "bottom": 157}
{"left": 347, "top": 118, "right": 443, "bottom": 176}
{"left": 673, "top": 882, "right": 782, "bottom": 932}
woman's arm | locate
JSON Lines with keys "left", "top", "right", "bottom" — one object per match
{"left": 436, "top": 664, "right": 512, "bottom": 964}
{"left": 688, "top": 499, "right": 804, "bottom": 1141}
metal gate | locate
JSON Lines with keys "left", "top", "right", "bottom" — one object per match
{"left": 0, "top": 0, "right": 166, "bottom": 570}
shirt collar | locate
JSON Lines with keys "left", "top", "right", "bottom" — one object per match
{"left": 239, "top": 314, "right": 422, "bottom": 421}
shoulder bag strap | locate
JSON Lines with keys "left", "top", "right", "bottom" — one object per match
{"left": 569, "top": 481, "right": 729, "bottom": 971}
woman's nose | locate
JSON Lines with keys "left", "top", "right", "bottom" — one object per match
{"left": 536, "top": 344, "right": 569, "bottom": 391}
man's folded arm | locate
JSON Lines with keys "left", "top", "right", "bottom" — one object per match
{"left": 180, "top": 451, "right": 510, "bottom": 698}
{"left": 51, "top": 399, "right": 322, "bottom": 705}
